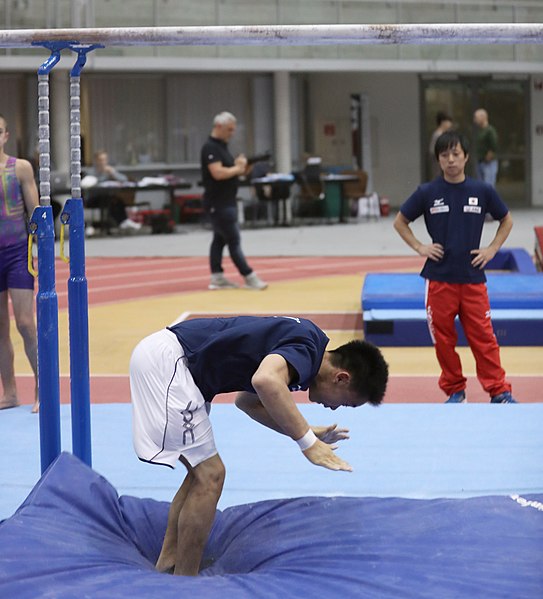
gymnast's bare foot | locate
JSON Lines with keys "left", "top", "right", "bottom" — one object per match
{"left": 30, "top": 385, "right": 39, "bottom": 413}
{"left": 0, "top": 396, "right": 20, "bottom": 410}
{"left": 155, "top": 553, "right": 176, "bottom": 574}
{"left": 156, "top": 563, "right": 175, "bottom": 575}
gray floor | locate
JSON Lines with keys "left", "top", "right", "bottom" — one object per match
{"left": 81, "top": 208, "right": 543, "bottom": 258}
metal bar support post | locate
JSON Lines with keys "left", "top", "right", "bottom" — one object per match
{"left": 31, "top": 44, "right": 64, "bottom": 473}
{"left": 61, "top": 43, "right": 101, "bottom": 467}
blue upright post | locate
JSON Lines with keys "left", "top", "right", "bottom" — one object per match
{"left": 62, "top": 45, "right": 101, "bottom": 467}
{"left": 30, "top": 207, "right": 61, "bottom": 473}
{"left": 33, "top": 48, "right": 63, "bottom": 474}
{"left": 62, "top": 199, "right": 91, "bottom": 466}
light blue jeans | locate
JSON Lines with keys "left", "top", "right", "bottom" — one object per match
{"left": 476, "top": 160, "right": 498, "bottom": 187}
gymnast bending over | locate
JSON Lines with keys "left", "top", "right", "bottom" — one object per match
{"left": 129, "top": 315, "right": 388, "bottom": 576}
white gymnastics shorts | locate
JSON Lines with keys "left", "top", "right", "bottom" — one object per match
{"left": 129, "top": 328, "right": 217, "bottom": 469}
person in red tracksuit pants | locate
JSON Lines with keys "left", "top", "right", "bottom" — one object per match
{"left": 393, "top": 129, "right": 517, "bottom": 404}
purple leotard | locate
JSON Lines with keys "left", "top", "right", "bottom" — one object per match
{"left": 0, "top": 156, "right": 33, "bottom": 291}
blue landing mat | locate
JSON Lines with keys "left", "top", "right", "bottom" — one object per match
{"left": 362, "top": 273, "right": 543, "bottom": 311}
{"left": 485, "top": 248, "right": 538, "bottom": 274}
{"left": 0, "top": 453, "right": 541, "bottom": 599}
{"left": 362, "top": 272, "right": 543, "bottom": 346}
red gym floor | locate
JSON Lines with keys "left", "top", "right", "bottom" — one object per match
{"left": 13, "top": 255, "right": 542, "bottom": 405}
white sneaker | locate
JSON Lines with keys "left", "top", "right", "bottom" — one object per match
{"left": 120, "top": 218, "right": 142, "bottom": 230}
{"left": 244, "top": 272, "right": 268, "bottom": 290}
{"left": 209, "top": 274, "right": 239, "bottom": 290}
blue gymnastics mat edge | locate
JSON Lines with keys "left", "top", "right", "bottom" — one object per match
{"left": 362, "top": 271, "right": 543, "bottom": 345}
{"left": 0, "top": 453, "right": 542, "bottom": 599}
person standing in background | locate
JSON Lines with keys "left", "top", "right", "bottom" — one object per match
{"left": 200, "top": 112, "right": 267, "bottom": 290}
{"left": 0, "top": 113, "right": 40, "bottom": 413}
{"left": 473, "top": 108, "right": 499, "bottom": 187}
{"left": 428, "top": 111, "right": 453, "bottom": 178}
{"left": 393, "top": 130, "right": 517, "bottom": 404}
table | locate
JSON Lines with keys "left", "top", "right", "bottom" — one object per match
{"left": 81, "top": 179, "right": 192, "bottom": 234}
{"left": 251, "top": 173, "right": 295, "bottom": 226}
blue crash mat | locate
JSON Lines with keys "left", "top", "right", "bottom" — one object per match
{"left": 361, "top": 272, "right": 543, "bottom": 346}
{"left": 362, "top": 273, "right": 543, "bottom": 311}
{"left": 0, "top": 452, "right": 541, "bottom": 598}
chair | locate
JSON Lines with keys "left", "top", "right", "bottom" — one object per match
{"left": 340, "top": 169, "right": 380, "bottom": 220}
{"left": 251, "top": 161, "right": 292, "bottom": 225}
{"left": 340, "top": 169, "right": 368, "bottom": 217}
{"left": 294, "top": 158, "right": 325, "bottom": 218}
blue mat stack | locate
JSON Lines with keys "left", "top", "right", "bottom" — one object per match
{"left": 362, "top": 248, "right": 543, "bottom": 346}
{"left": 1, "top": 453, "right": 541, "bottom": 598}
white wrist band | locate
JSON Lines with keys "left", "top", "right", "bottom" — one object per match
{"left": 296, "top": 429, "right": 318, "bottom": 451}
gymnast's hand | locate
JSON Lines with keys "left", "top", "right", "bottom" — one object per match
{"left": 470, "top": 246, "right": 497, "bottom": 269}
{"left": 417, "top": 242, "right": 444, "bottom": 262}
{"left": 312, "top": 424, "right": 350, "bottom": 444}
{"left": 303, "top": 439, "right": 353, "bottom": 472}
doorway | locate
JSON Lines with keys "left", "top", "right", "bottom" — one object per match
{"left": 421, "top": 77, "right": 530, "bottom": 206}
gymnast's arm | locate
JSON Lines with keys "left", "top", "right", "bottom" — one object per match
{"left": 16, "top": 158, "right": 39, "bottom": 214}
{"left": 236, "top": 354, "right": 352, "bottom": 471}
{"left": 393, "top": 211, "right": 444, "bottom": 262}
{"left": 235, "top": 392, "right": 349, "bottom": 443}
{"left": 235, "top": 390, "right": 284, "bottom": 434}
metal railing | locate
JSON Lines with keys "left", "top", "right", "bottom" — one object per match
{"left": 1, "top": 1, "right": 542, "bottom": 63}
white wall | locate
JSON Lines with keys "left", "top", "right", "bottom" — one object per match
{"left": 307, "top": 72, "right": 420, "bottom": 207}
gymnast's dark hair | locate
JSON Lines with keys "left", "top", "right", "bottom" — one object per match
{"left": 328, "top": 339, "right": 389, "bottom": 406}
{"left": 434, "top": 130, "right": 470, "bottom": 160}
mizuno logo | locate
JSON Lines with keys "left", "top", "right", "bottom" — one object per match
{"left": 433, "top": 198, "right": 444, "bottom": 206}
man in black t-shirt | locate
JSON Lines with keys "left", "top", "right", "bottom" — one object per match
{"left": 200, "top": 112, "right": 267, "bottom": 290}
